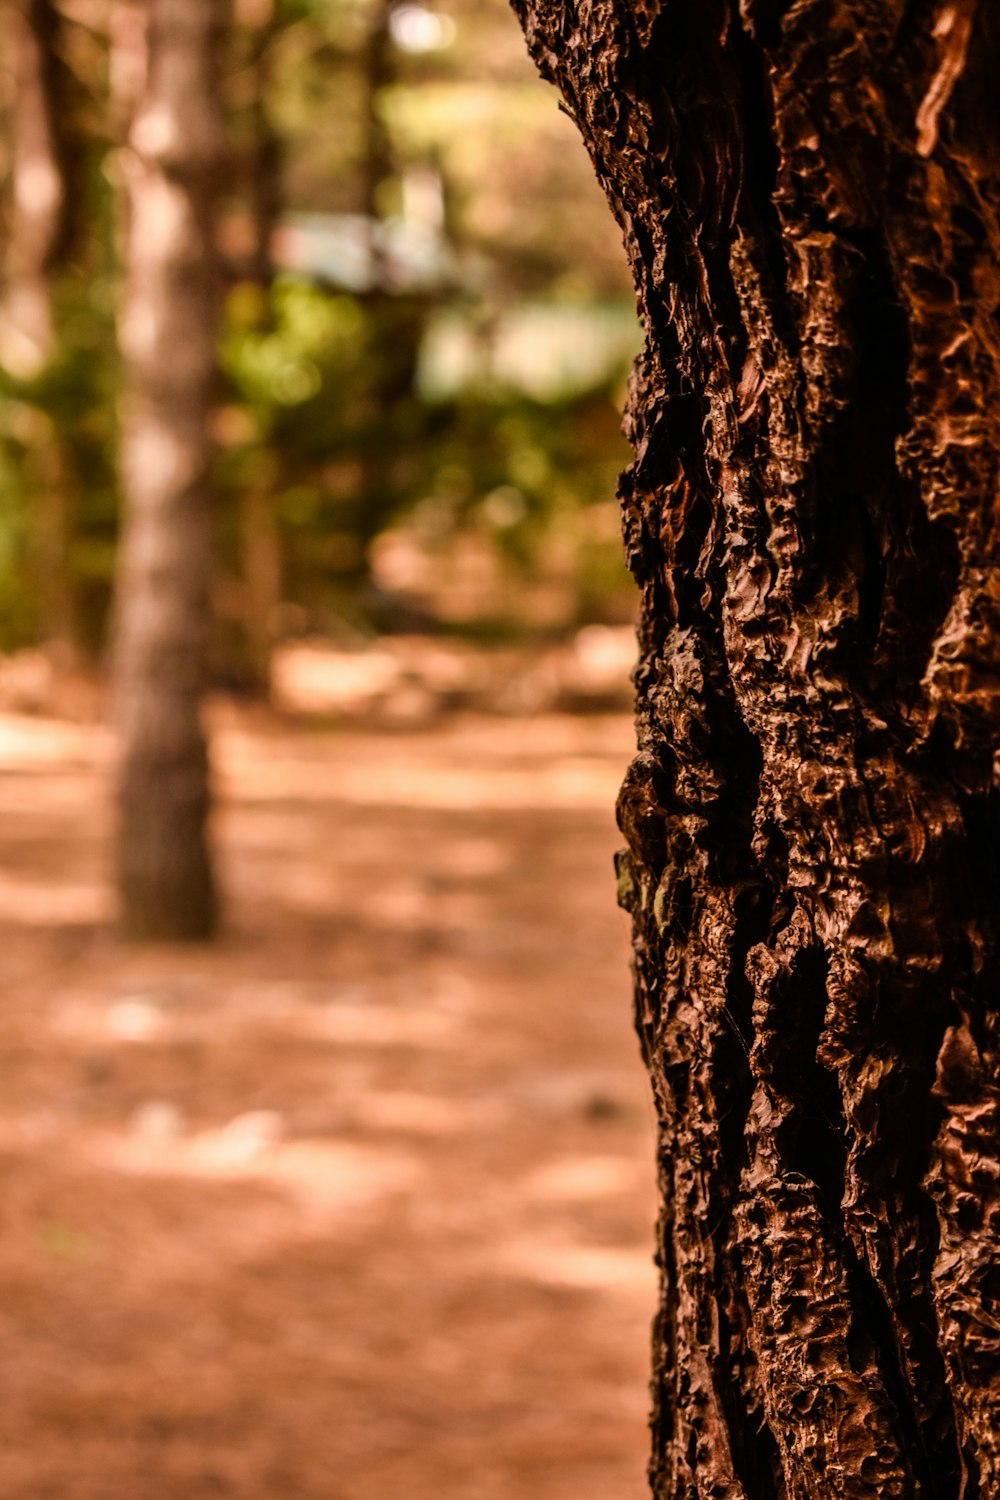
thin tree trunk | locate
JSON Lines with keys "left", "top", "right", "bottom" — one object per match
{"left": 353, "top": 0, "right": 408, "bottom": 586}
{"left": 29, "top": 411, "right": 81, "bottom": 662}
{"left": 241, "top": 478, "right": 282, "bottom": 684}
{"left": 243, "top": 5, "right": 282, "bottom": 292}
{"left": 0, "top": 0, "right": 76, "bottom": 368}
{"left": 2, "top": 0, "right": 83, "bottom": 658}
{"left": 237, "top": 8, "right": 283, "bottom": 687}
{"left": 359, "top": 0, "right": 394, "bottom": 264}
{"left": 512, "top": 3, "right": 1000, "bottom": 1496}
{"left": 113, "top": 0, "right": 230, "bottom": 941}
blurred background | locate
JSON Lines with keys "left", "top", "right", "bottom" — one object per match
{"left": 0, "top": 0, "right": 657, "bottom": 1496}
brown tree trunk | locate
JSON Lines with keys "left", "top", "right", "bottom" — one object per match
{"left": 236, "top": 6, "right": 284, "bottom": 687}
{"left": 241, "top": 3, "right": 283, "bottom": 292}
{"left": 113, "top": 0, "right": 230, "bottom": 941}
{"left": 241, "top": 476, "right": 282, "bottom": 684}
{"left": 512, "top": 2, "right": 1000, "bottom": 1496}
{"left": 0, "top": 0, "right": 77, "bottom": 370}
{"left": 1, "top": 0, "right": 84, "bottom": 658}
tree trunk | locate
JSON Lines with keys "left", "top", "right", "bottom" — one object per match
{"left": 241, "top": 477, "right": 282, "bottom": 685}
{"left": 512, "top": 3, "right": 1000, "bottom": 1496}
{"left": 113, "top": 0, "right": 230, "bottom": 941}
{"left": 2, "top": 0, "right": 84, "bottom": 658}
{"left": 0, "top": 0, "right": 78, "bottom": 371}
{"left": 237, "top": 7, "right": 284, "bottom": 689}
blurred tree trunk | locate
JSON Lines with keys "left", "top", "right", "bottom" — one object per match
{"left": 354, "top": 0, "right": 404, "bottom": 599}
{"left": 513, "top": 2, "right": 1000, "bottom": 1496}
{"left": 1, "top": 0, "right": 84, "bottom": 659}
{"left": 361, "top": 0, "right": 393, "bottom": 264}
{"left": 238, "top": 4, "right": 284, "bottom": 687}
{"left": 241, "top": 475, "right": 282, "bottom": 685}
{"left": 113, "top": 0, "right": 230, "bottom": 940}
{"left": 1, "top": 0, "right": 78, "bottom": 368}
{"left": 241, "top": 2, "right": 282, "bottom": 293}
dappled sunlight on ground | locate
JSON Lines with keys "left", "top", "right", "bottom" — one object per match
{"left": 268, "top": 630, "right": 636, "bottom": 722}
{"left": 0, "top": 702, "right": 656, "bottom": 1500}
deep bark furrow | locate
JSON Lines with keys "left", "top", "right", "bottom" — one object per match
{"left": 512, "top": 0, "right": 1000, "bottom": 1495}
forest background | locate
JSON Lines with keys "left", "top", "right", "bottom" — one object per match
{"left": 0, "top": 0, "right": 640, "bottom": 685}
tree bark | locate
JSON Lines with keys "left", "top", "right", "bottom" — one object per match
{"left": 113, "top": 0, "right": 230, "bottom": 940}
{"left": 511, "top": 2, "right": 1000, "bottom": 1496}
{"left": 237, "top": 6, "right": 284, "bottom": 688}
{"left": 0, "top": 0, "right": 79, "bottom": 371}
{"left": 1, "top": 0, "right": 84, "bottom": 658}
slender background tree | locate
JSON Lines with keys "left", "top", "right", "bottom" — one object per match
{"left": 113, "top": 0, "right": 232, "bottom": 940}
{"left": 512, "top": 2, "right": 1000, "bottom": 1496}
{"left": 1, "top": 0, "right": 86, "bottom": 660}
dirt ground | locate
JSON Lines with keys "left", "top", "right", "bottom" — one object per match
{"left": 0, "top": 696, "right": 657, "bottom": 1500}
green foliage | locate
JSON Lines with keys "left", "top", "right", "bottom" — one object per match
{"left": 0, "top": 273, "right": 119, "bottom": 651}
{"left": 216, "top": 269, "right": 632, "bottom": 636}
{"left": 218, "top": 276, "right": 431, "bottom": 603}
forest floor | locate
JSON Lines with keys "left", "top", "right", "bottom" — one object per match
{"left": 0, "top": 670, "right": 657, "bottom": 1499}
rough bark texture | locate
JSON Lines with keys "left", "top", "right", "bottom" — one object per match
{"left": 114, "top": 0, "right": 230, "bottom": 940}
{"left": 511, "top": 3, "right": 1000, "bottom": 1496}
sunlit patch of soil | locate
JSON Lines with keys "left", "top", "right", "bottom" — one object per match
{"left": 0, "top": 699, "right": 656, "bottom": 1500}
